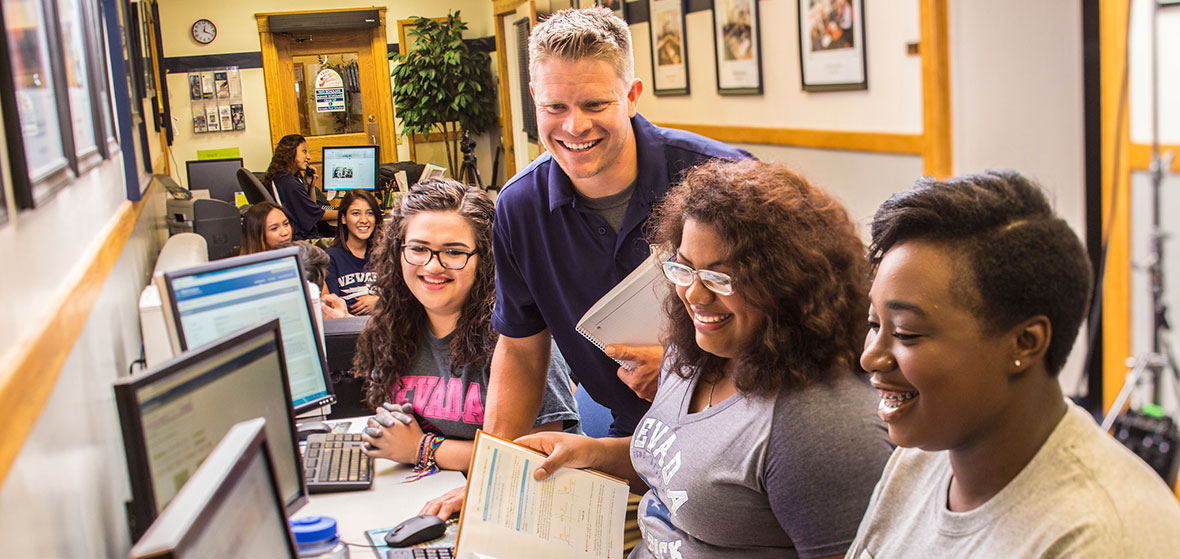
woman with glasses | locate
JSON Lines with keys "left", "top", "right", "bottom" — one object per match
{"left": 353, "top": 178, "right": 579, "bottom": 489}
{"left": 516, "top": 159, "right": 892, "bottom": 558}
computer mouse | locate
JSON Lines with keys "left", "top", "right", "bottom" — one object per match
{"left": 384, "top": 514, "right": 447, "bottom": 548}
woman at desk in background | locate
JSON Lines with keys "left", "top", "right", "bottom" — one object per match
{"left": 518, "top": 159, "right": 892, "bottom": 559}
{"left": 324, "top": 189, "right": 383, "bottom": 315}
{"left": 240, "top": 201, "right": 292, "bottom": 255}
{"left": 354, "top": 178, "right": 579, "bottom": 484}
{"left": 263, "top": 133, "right": 336, "bottom": 240}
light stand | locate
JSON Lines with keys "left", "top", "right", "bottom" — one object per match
{"left": 1100, "top": 0, "right": 1180, "bottom": 486}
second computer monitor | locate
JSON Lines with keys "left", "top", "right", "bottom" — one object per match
{"left": 113, "top": 320, "right": 306, "bottom": 540}
{"left": 159, "top": 247, "right": 334, "bottom": 414}
{"left": 322, "top": 145, "right": 378, "bottom": 191}
{"left": 185, "top": 158, "right": 244, "bottom": 203}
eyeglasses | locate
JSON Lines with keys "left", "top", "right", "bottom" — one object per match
{"left": 660, "top": 260, "right": 735, "bottom": 296}
{"left": 400, "top": 243, "right": 476, "bottom": 270}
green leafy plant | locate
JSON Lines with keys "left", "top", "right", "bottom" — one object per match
{"left": 390, "top": 12, "right": 497, "bottom": 176}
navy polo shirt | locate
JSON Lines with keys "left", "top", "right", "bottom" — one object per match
{"left": 273, "top": 174, "right": 323, "bottom": 240}
{"left": 491, "top": 114, "right": 753, "bottom": 436}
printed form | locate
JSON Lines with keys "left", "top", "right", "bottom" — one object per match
{"left": 456, "top": 432, "right": 629, "bottom": 559}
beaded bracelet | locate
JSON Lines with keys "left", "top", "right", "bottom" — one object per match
{"left": 406, "top": 433, "right": 445, "bottom": 482}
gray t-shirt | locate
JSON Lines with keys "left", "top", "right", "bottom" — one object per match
{"left": 575, "top": 180, "right": 636, "bottom": 234}
{"left": 845, "top": 400, "right": 1180, "bottom": 559}
{"left": 630, "top": 362, "right": 892, "bottom": 559}
{"left": 389, "top": 332, "right": 581, "bottom": 437}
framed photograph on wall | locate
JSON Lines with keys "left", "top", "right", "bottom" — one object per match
{"left": 712, "top": 0, "right": 762, "bottom": 95}
{"left": 0, "top": 0, "right": 76, "bottom": 208}
{"left": 797, "top": 0, "right": 867, "bottom": 92}
{"left": 56, "top": 0, "right": 104, "bottom": 174}
{"left": 649, "top": 0, "right": 688, "bottom": 96}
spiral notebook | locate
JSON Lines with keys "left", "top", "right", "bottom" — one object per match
{"left": 574, "top": 251, "right": 669, "bottom": 370}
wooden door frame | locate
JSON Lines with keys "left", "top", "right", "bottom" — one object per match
{"left": 256, "top": 8, "right": 395, "bottom": 160}
{"left": 493, "top": 0, "right": 536, "bottom": 180}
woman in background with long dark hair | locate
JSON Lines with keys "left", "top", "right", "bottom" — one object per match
{"left": 263, "top": 134, "right": 335, "bottom": 240}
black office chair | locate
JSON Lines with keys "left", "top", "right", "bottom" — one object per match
{"left": 237, "top": 167, "right": 276, "bottom": 206}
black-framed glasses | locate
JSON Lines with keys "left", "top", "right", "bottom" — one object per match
{"left": 660, "top": 260, "right": 735, "bottom": 296}
{"left": 400, "top": 243, "right": 476, "bottom": 270}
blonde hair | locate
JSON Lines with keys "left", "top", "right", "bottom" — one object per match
{"left": 529, "top": 6, "right": 634, "bottom": 85}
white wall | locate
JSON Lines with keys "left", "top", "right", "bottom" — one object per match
{"left": 0, "top": 154, "right": 168, "bottom": 557}
{"left": 157, "top": 0, "right": 500, "bottom": 187}
{"left": 635, "top": 1, "right": 922, "bottom": 133}
{"left": 948, "top": 0, "right": 1088, "bottom": 393}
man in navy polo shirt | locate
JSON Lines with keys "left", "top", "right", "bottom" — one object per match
{"left": 484, "top": 7, "right": 752, "bottom": 440}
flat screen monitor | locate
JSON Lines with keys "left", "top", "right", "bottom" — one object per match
{"left": 322, "top": 145, "right": 378, "bottom": 191}
{"left": 185, "top": 158, "right": 244, "bottom": 203}
{"left": 114, "top": 320, "right": 307, "bottom": 541}
{"left": 128, "top": 418, "right": 299, "bottom": 559}
{"left": 159, "top": 246, "right": 334, "bottom": 414}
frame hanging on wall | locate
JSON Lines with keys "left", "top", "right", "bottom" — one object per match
{"left": 797, "top": 0, "right": 868, "bottom": 92}
{"left": 649, "top": 0, "right": 689, "bottom": 96}
{"left": 713, "top": 0, "right": 763, "bottom": 95}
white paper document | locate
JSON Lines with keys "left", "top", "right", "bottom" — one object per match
{"left": 456, "top": 431, "right": 629, "bottom": 559}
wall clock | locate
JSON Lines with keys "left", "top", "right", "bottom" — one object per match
{"left": 192, "top": 19, "right": 216, "bottom": 45}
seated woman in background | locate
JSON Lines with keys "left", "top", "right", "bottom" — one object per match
{"left": 325, "top": 189, "right": 383, "bottom": 315}
{"left": 847, "top": 170, "right": 1180, "bottom": 557}
{"left": 354, "top": 179, "right": 579, "bottom": 487}
{"left": 263, "top": 134, "right": 336, "bottom": 240}
{"left": 519, "top": 159, "right": 893, "bottom": 559}
{"left": 240, "top": 201, "right": 291, "bottom": 255}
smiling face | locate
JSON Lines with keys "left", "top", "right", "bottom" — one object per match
{"left": 530, "top": 57, "right": 641, "bottom": 195}
{"left": 343, "top": 198, "right": 376, "bottom": 243}
{"left": 400, "top": 210, "right": 478, "bottom": 325}
{"left": 673, "top": 219, "right": 763, "bottom": 360}
{"left": 263, "top": 208, "right": 292, "bottom": 249}
{"left": 294, "top": 141, "right": 310, "bottom": 171}
{"left": 861, "top": 240, "right": 1015, "bottom": 451}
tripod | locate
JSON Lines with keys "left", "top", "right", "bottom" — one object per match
{"left": 456, "top": 130, "right": 484, "bottom": 190}
{"left": 1103, "top": 0, "right": 1179, "bottom": 431}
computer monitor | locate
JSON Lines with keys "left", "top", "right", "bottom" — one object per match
{"left": 114, "top": 320, "right": 306, "bottom": 541}
{"left": 186, "top": 158, "right": 244, "bottom": 203}
{"left": 322, "top": 145, "right": 378, "bottom": 191}
{"left": 158, "top": 246, "right": 334, "bottom": 415}
{"left": 322, "top": 315, "right": 371, "bottom": 419}
{"left": 128, "top": 418, "right": 300, "bottom": 559}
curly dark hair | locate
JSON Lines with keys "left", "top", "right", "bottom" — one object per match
{"left": 274, "top": 240, "right": 329, "bottom": 286}
{"left": 868, "top": 169, "right": 1093, "bottom": 375}
{"left": 333, "top": 189, "right": 384, "bottom": 249}
{"left": 651, "top": 158, "right": 869, "bottom": 396}
{"left": 353, "top": 178, "right": 497, "bottom": 409}
{"left": 240, "top": 201, "right": 287, "bottom": 255}
{"left": 262, "top": 134, "right": 312, "bottom": 194}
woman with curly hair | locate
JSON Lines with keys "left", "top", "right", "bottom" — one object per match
{"left": 354, "top": 179, "right": 579, "bottom": 485}
{"left": 518, "top": 159, "right": 892, "bottom": 558}
{"left": 264, "top": 133, "right": 336, "bottom": 240}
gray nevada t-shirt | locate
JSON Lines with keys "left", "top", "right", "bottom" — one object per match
{"left": 389, "top": 332, "right": 581, "bottom": 437}
{"left": 630, "top": 362, "right": 892, "bottom": 558}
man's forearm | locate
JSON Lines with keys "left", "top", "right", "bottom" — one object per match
{"left": 484, "top": 331, "right": 551, "bottom": 439}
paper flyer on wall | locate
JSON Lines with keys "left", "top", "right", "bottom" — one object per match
{"left": 231, "top": 104, "right": 245, "bottom": 130}
{"left": 214, "top": 71, "right": 229, "bottom": 98}
{"left": 227, "top": 67, "right": 242, "bottom": 97}
{"left": 192, "top": 108, "right": 207, "bottom": 133}
{"left": 188, "top": 73, "right": 202, "bottom": 100}
{"left": 200, "top": 71, "right": 215, "bottom": 99}
{"left": 218, "top": 103, "right": 233, "bottom": 131}
{"left": 455, "top": 431, "right": 628, "bottom": 559}
{"left": 205, "top": 103, "right": 220, "bottom": 131}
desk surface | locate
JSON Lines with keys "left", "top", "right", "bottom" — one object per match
{"left": 297, "top": 420, "right": 466, "bottom": 545}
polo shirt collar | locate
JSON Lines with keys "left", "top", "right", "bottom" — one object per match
{"left": 546, "top": 113, "right": 665, "bottom": 213}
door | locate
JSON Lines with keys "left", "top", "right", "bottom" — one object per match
{"left": 256, "top": 9, "right": 395, "bottom": 176}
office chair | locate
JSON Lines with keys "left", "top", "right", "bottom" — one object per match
{"left": 237, "top": 167, "right": 276, "bottom": 206}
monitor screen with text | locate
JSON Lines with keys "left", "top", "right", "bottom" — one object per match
{"left": 322, "top": 145, "right": 378, "bottom": 191}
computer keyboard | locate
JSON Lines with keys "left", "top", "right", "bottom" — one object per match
{"left": 386, "top": 548, "right": 454, "bottom": 559}
{"left": 303, "top": 433, "right": 373, "bottom": 493}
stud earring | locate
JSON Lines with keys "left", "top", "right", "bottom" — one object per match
{"left": 1014, "top": 359, "right": 1022, "bottom": 367}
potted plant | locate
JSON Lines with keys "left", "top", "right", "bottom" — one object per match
{"left": 390, "top": 12, "right": 497, "bottom": 177}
